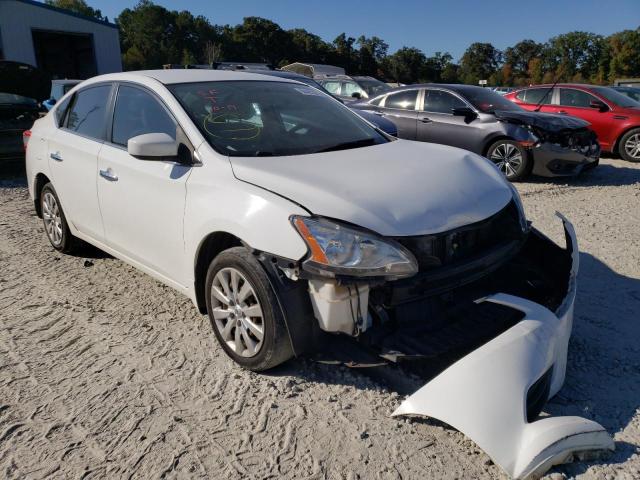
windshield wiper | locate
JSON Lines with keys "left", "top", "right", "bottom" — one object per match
{"left": 314, "top": 138, "right": 378, "bottom": 153}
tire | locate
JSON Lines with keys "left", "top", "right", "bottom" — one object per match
{"left": 40, "top": 183, "right": 80, "bottom": 253}
{"left": 618, "top": 128, "right": 640, "bottom": 162}
{"left": 486, "top": 139, "right": 532, "bottom": 181}
{"left": 205, "top": 247, "right": 293, "bottom": 371}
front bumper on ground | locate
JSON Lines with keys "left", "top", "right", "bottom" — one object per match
{"left": 392, "top": 214, "right": 614, "bottom": 479}
{"left": 531, "top": 142, "right": 600, "bottom": 177}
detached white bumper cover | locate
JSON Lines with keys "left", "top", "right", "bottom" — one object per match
{"left": 392, "top": 214, "right": 614, "bottom": 479}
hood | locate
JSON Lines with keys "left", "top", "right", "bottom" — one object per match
{"left": 0, "top": 61, "right": 51, "bottom": 102}
{"left": 229, "top": 140, "right": 513, "bottom": 236}
{"left": 494, "top": 110, "right": 590, "bottom": 130}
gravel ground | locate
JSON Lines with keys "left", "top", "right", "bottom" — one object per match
{"left": 0, "top": 157, "right": 639, "bottom": 479}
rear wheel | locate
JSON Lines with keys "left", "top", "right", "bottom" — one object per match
{"left": 487, "top": 139, "right": 531, "bottom": 181}
{"left": 618, "top": 128, "right": 640, "bottom": 162}
{"left": 40, "top": 183, "right": 80, "bottom": 253}
{"left": 205, "top": 247, "right": 293, "bottom": 371}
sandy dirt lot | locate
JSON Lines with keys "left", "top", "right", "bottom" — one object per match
{"left": 1, "top": 157, "right": 639, "bottom": 479}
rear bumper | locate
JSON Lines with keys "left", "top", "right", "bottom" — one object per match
{"left": 531, "top": 141, "right": 600, "bottom": 177}
{"left": 392, "top": 214, "right": 614, "bottom": 479}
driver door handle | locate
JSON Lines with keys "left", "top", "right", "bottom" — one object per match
{"left": 50, "top": 152, "right": 63, "bottom": 162}
{"left": 373, "top": 110, "right": 384, "bottom": 116}
{"left": 420, "top": 117, "right": 433, "bottom": 123}
{"left": 99, "top": 168, "right": 118, "bottom": 182}
{"left": 557, "top": 110, "right": 568, "bottom": 115}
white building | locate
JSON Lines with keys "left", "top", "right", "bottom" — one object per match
{"left": 0, "top": 0, "right": 122, "bottom": 79}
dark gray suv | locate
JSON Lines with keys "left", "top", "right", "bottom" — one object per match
{"left": 352, "top": 84, "right": 600, "bottom": 181}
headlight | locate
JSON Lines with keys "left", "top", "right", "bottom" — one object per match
{"left": 291, "top": 216, "right": 418, "bottom": 279}
{"left": 508, "top": 182, "right": 528, "bottom": 232}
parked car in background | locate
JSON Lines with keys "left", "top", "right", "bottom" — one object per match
{"left": 244, "top": 69, "right": 398, "bottom": 136}
{"left": 24, "top": 69, "right": 614, "bottom": 478}
{"left": 0, "top": 61, "right": 49, "bottom": 161}
{"left": 612, "top": 85, "right": 640, "bottom": 103}
{"left": 316, "top": 75, "right": 391, "bottom": 101}
{"left": 492, "top": 86, "right": 515, "bottom": 95}
{"left": 42, "top": 79, "right": 82, "bottom": 111}
{"left": 352, "top": 84, "right": 599, "bottom": 180}
{"left": 505, "top": 84, "right": 640, "bottom": 162}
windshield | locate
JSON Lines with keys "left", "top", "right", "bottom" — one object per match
{"left": 169, "top": 81, "right": 387, "bottom": 157}
{"left": 356, "top": 78, "right": 391, "bottom": 97}
{"left": 459, "top": 87, "right": 523, "bottom": 113}
{"left": 592, "top": 86, "right": 640, "bottom": 108}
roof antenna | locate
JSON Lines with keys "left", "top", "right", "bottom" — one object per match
{"left": 533, "top": 77, "right": 559, "bottom": 112}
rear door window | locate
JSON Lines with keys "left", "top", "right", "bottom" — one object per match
{"left": 422, "top": 90, "right": 467, "bottom": 113}
{"left": 65, "top": 85, "right": 111, "bottom": 140}
{"left": 384, "top": 90, "right": 418, "bottom": 110}
{"left": 559, "top": 88, "right": 598, "bottom": 108}
{"left": 520, "top": 88, "right": 553, "bottom": 105}
{"left": 111, "top": 85, "right": 176, "bottom": 146}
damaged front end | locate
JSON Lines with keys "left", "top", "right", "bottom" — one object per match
{"left": 495, "top": 110, "right": 600, "bottom": 177}
{"left": 264, "top": 200, "right": 613, "bottom": 479}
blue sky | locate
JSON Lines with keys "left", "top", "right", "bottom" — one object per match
{"left": 94, "top": 0, "right": 640, "bottom": 61}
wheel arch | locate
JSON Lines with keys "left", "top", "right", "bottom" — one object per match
{"left": 193, "top": 231, "right": 244, "bottom": 314}
{"left": 613, "top": 125, "right": 640, "bottom": 155}
{"left": 33, "top": 173, "right": 52, "bottom": 218}
{"left": 482, "top": 135, "right": 514, "bottom": 157}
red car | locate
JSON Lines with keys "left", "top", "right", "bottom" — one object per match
{"left": 505, "top": 84, "right": 640, "bottom": 162}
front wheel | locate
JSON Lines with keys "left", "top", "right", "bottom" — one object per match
{"left": 205, "top": 247, "right": 293, "bottom": 371}
{"left": 486, "top": 139, "right": 531, "bottom": 181}
{"left": 618, "top": 128, "right": 640, "bottom": 162}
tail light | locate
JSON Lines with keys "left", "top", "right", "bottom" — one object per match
{"left": 23, "top": 129, "right": 31, "bottom": 151}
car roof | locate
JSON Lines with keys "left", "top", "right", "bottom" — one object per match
{"left": 79, "top": 69, "right": 297, "bottom": 86}
{"left": 52, "top": 79, "right": 81, "bottom": 85}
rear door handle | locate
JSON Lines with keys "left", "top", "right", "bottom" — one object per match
{"left": 99, "top": 168, "right": 118, "bottom": 182}
{"left": 50, "top": 152, "right": 63, "bottom": 162}
{"left": 373, "top": 110, "right": 384, "bottom": 116}
{"left": 420, "top": 117, "right": 433, "bottom": 123}
{"left": 557, "top": 110, "right": 568, "bottom": 115}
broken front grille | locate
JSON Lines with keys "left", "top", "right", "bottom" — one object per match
{"left": 394, "top": 200, "right": 524, "bottom": 272}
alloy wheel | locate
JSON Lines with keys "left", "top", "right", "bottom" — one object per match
{"left": 42, "top": 191, "right": 63, "bottom": 246}
{"left": 624, "top": 133, "right": 640, "bottom": 160}
{"left": 210, "top": 267, "right": 264, "bottom": 357}
{"left": 490, "top": 143, "right": 523, "bottom": 178}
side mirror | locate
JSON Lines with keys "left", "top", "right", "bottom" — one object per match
{"left": 128, "top": 133, "right": 178, "bottom": 160}
{"left": 452, "top": 106, "right": 477, "bottom": 119}
{"left": 590, "top": 100, "right": 608, "bottom": 112}
{"left": 351, "top": 92, "right": 362, "bottom": 99}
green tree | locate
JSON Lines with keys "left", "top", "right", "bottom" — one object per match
{"left": 504, "top": 40, "right": 544, "bottom": 83}
{"left": 381, "top": 47, "right": 427, "bottom": 84}
{"left": 459, "top": 42, "right": 502, "bottom": 85}
{"left": 545, "top": 31, "right": 605, "bottom": 81}
{"left": 45, "top": 0, "right": 105, "bottom": 20}
{"left": 607, "top": 28, "right": 640, "bottom": 82}
{"left": 356, "top": 36, "right": 388, "bottom": 76}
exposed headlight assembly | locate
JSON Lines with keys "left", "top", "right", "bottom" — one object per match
{"left": 291, "top": 216, "right": 418, "bottom": 279}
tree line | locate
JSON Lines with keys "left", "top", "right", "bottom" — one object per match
{"left": 49, "top": 0, "right": 640, "bottom": 85}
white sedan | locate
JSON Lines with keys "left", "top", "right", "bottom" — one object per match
{"left": 25, "top": 69, "right": 613, "bottom": 479}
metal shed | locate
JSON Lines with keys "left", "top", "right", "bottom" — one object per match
{"left": 0, "top": 0, "right": 122, "bottom": 79}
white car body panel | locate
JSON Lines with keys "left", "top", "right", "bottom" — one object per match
{"left": 392, "top": 215, "right": 614, "bottom": 479}
{"left": 97, "top": 143, "right": 192, "bottom": 285}
{"left": 230, "top": 140, "right": 513, "bottom": 236}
